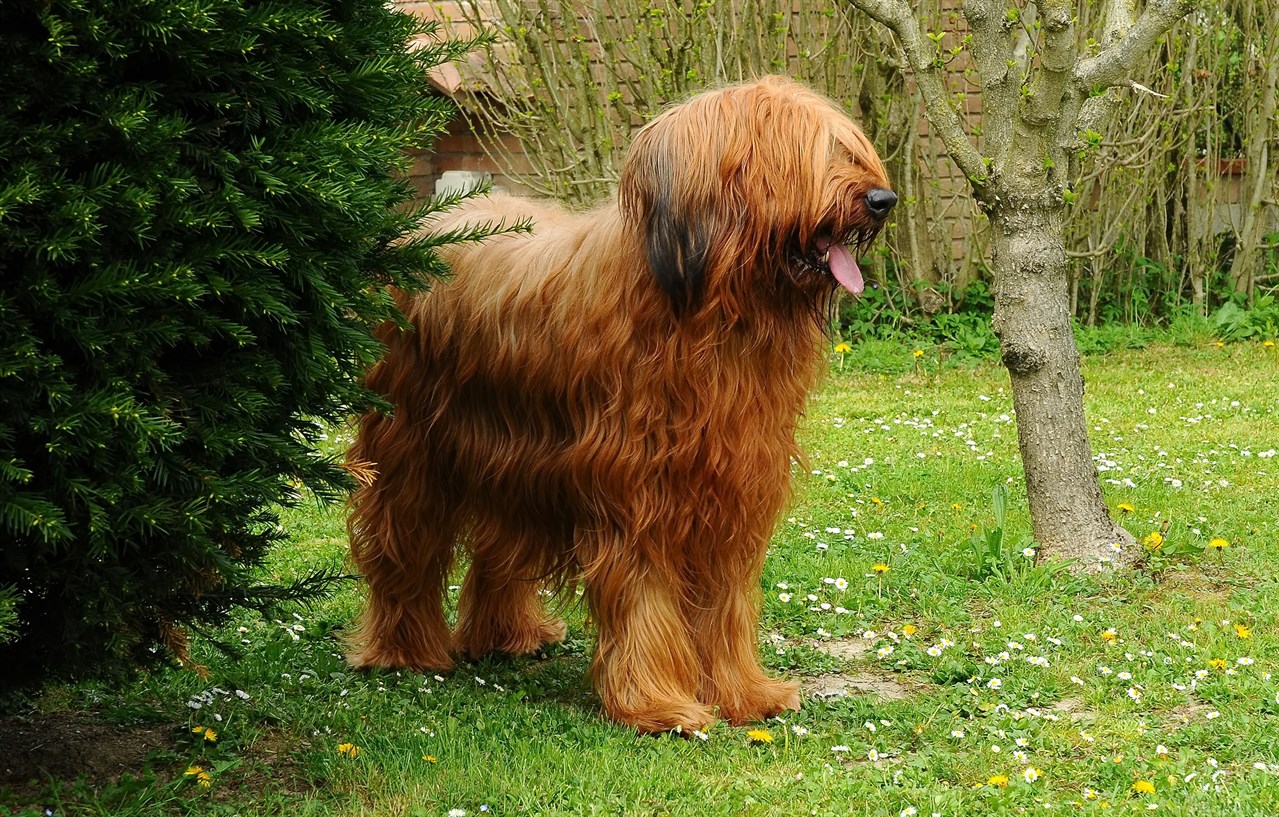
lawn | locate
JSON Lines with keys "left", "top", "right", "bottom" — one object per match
{"left": 3, "top": 339, "right": 1278, "bottom": 816}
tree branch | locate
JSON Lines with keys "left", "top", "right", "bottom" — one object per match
{"left": 962, "top": 0, "right": 1016, "bottom": 163}
{"left": 1025, "top": 0, "right": 1077, "bottom": 126}
{"left": 1075, "top": 0, "right": 1195, "bottom": 91}
{"left": 844, "top": 0, "right": 990, "bottom": 191}
{"left": 1061, "top": 0, "right": 1192, "bottom": 176}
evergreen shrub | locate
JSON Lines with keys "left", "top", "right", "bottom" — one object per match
{"left": 0, "top": 0, "right": 471, "bottom": 684}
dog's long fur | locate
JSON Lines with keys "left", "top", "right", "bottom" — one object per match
{"left": 347, "top": 76, "right": 892, "bottom": 733}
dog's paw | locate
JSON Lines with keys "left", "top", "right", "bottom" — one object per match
{"left": 454, "top": 616, "right": 568, "bottom": 661}
{"left": 714, "top": 678, "right": 801, "bottom": 725}
{"left": 347, "top": 645, "right": 454, "bottom": 674}
{"left": 608, "top": 699, "right": 716, "bottom": 735}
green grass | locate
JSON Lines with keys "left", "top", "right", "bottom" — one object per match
{"left": 4, "top": 339, "right": 1279, "bottom": 817}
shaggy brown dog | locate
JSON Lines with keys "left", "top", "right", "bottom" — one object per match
{"left": 347, "top": 75, "right": 895, "bottom": 733}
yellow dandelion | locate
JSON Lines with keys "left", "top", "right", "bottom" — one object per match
{"left": 1100, "top": 629, "right": 1118, "bottom": 642}
{"left": 424, "top": 754, "right": 438, "bottom": 763}
{"left": 1234, "top": 623, "right": 1251, "bottom": 639}
{"left": 902, "top": 624, "right": 917, "bottom": 636}
{"left": 1208, "top": 658, "right": 1228, "bottom": 671}
{"left": 1216, "top": 341, "right": 1226, "bottom": 348}
{"left": 1132, "top": 779, "right": 1156, "bottom": 795}
{"left": 746, "top": 729, "right": 773, "bottom": 744}
{"left": 1141, "top": 532, "right": 1164, "bottom": 551}
{"left": 871, "top": 497, "right": 883, "bottom": 505}
{"left": 913, "top": 349, "right": 925, "bottom": 359}
{"left": 1265, "top": 340, "right": 1275, "bottom": 348}
{"left": 197, "top": 771, "right": 212, "bottom": 788}
{"left": 987, "top": 773, "right": 1009, "bottom": 787}
{"left": 184, "top": 765, "right": 205, "bottom": 778}
{"left": 871, "top": 563, "right": 890, "bottom": 574}
{"left": 1117, "top": 502, "right": 1135, "bottom": 513}
{"left": 337, "top": 742, "right": 361, "bottom": 758}
{"left": 1208, "top": 537, "right": 1229, "bottom": 550}
{"left": 834, "top": 342, "right": 852, "bottom": 354}
{"left": 195, "top": 726, "right": 218, "bottom": 743}
{"left": 951, "top": 503, "right": 963, "bottom": 511}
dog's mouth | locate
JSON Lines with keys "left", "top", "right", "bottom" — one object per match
{"left": 794, "top": 231, "right": 874, "bottom": 296}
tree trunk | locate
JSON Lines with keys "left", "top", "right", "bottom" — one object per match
{"left": 1230, "top": 35, "right": 1279, "bottom": 300}
{"left": 988, "top": 196, "right": 1137, "bottom": 569}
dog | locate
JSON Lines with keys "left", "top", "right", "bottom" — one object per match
{"left": 346, "top": 75, "right": 895, "bottom": 733}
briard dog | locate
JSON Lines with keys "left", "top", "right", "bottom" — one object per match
{"left": 347, "top": 75, "right": 895, "bottom": 733}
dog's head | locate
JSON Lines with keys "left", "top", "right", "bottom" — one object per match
{"left": 619, "top": 76, "right": 894, "bottom": 317}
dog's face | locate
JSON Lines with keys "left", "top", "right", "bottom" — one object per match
{"left": 619, "top": 76, "right": 895, "bottom": 316}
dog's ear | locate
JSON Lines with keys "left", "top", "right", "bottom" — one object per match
{"left": 618, "top": 121, "right": 728, "bottom": 317}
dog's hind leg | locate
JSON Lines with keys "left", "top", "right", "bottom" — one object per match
{"left": 346, "top": 417, "right": 458, "bottom": 673}
{"left": 583, "top": 544, "right": 713, "bottom": 734}
{"left": 453, "top": 523, "right": 567, "bottom": 661}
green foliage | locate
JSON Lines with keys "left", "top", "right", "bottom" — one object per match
{"left": 963, "top": 484, "right": 1035, "bottom": 583}
{"left": 0, "top": 585, "right": 17, "bottom": 644}
{"left": 0, "top": 0, "right": 475, "bottom": 685}
{"left": 1210, "top": 293, "right": 1279, "bottom": 341}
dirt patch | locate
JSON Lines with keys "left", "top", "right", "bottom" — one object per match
{"left": 1049, "top": 696, "right": 1098, "bottom": 723}
{"left": 803, "top": 671, "right": 917, "bottom": 701}
{"left": 0, "top": 710, "right": 176, "bottom": 799}
{"left": 816, "top": 638, "right": 873, "bottom": 661}
{"left": 1164, "top": 698, "right": 1218, "bottom": 728}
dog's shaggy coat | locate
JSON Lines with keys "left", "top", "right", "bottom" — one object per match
{"left": 347, "top": 76, "right": 894, "bottom": 733}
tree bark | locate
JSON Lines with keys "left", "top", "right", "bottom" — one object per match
{"left": 845, "top": 0, "right": 1191, "bottom": 571}
{"left": 987, "top": 196, "right": 1137, "bottom": 569}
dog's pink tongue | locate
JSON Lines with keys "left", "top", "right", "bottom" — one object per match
{"left": 826, "top": 242, "right": 864, "bottom": 296}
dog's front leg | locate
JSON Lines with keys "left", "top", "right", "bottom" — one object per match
{"left": 582, "top": 547, "right": 712, "bottom": 734}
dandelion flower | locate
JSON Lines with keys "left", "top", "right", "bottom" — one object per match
{"left": 424, "top": 755, "right": 438, "bottom": 763}
{"left": 191, "top": 725, "right": 218, "bottom": 743}
{"left": 902, "top": 624, "right": 917, "bottom": 636}
{"left": 834, "top": 342, "right": 852, "bottom": 354}
{"left": 1142, "top": 532, "right": 1164, "bottom": 551}
{"left": 1209, "top": 659, "right": 1228, "bottom": 671}
{"left": 1100, "top": 629, "right": 1118, "bottom": 642}
{"left": 986, "top": 773, "right": 1009, "bottom": 787}
{"left": 1117, "top": 503, "right": 1135, "bottom": 513}
{"left": 871, "top": 563, "right": 890, "bottom": 574}
{"left": 1023, "top": 767, "right": 1041, "bottom": 783}
{"left": 337, "top": 742, "right": 361, "bottom": 758}
{"left": 913, "top": 349, "right": 925, "bottom": 359}
{"left": 1208, "top": 537, "right": 1229, "bottom": 550}
{"left": 747, "top": 729, "right": 773, "bottom": 744}
{"left": 1234, "top": 623, "right": 1251, "bottom": 639}
{"left": 1132, "top": 780, "right": 1156, "bottom": 794}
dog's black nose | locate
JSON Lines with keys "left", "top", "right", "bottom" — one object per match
{"left": 865, "top": 188, "right": 898, "bottom": 219}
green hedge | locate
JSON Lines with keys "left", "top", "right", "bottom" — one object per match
{"left": 0, "top": 0, "right": 467, "bottom": 684}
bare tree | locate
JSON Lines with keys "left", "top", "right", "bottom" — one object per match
{"left": 843, "top": 0, "right": 1195, "bottom": 569}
